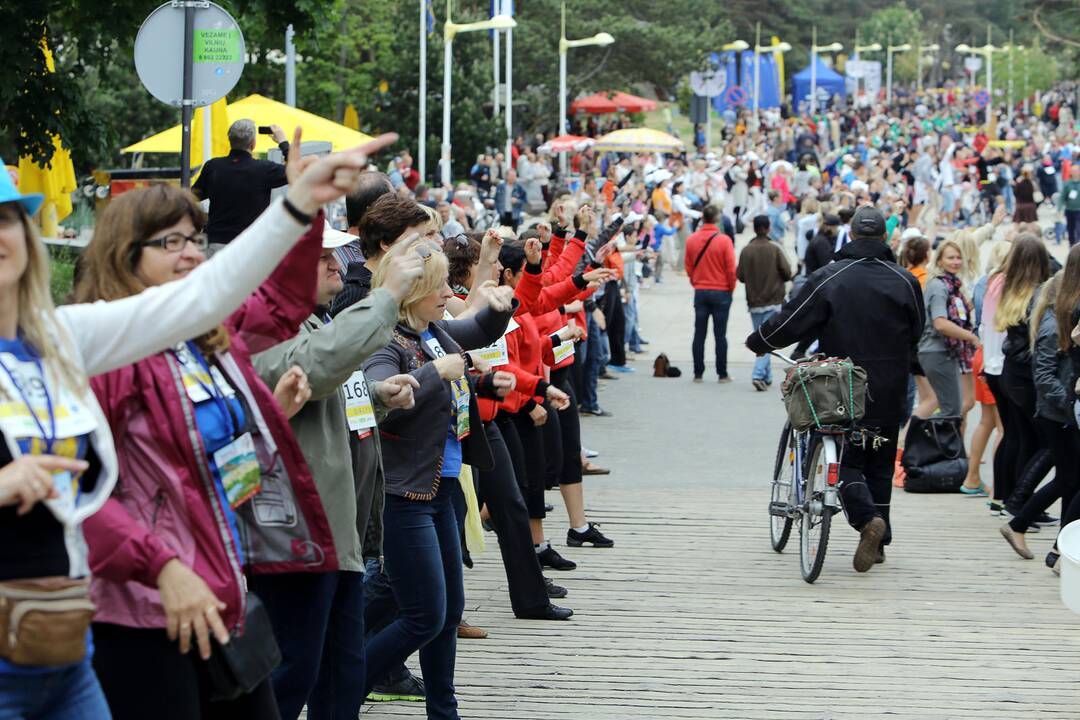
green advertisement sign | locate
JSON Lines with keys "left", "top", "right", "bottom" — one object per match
{"left": 194, "top": 29, "right": 241, "bottom": 64}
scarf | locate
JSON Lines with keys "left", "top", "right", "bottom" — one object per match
{"left": 941, "top": 272, "right": 974, "bottom": 369}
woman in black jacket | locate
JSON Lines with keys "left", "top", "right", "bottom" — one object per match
{"left": 1000, "top": 270, "right": 1078, "bottom": 560}
{"left": 361, "top": 238, "right": 513, "bottom": 720}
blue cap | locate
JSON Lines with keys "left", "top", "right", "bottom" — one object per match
{"left": 0, "top": 159, "right": 44, "bottom": 217}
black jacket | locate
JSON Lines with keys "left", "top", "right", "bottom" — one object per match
{"left": 746, "top": 239, "right": 925, "bottom": 427}
{"left": 330, "top": 262, "right": 373, "bottom": 317}
{"left": 362, "top": 305, "right": 514, "bottom": 500}
{"left": 191, "top": 145, "right": 290, "bottom": 245}
{"left": 804, "top": 231, "right": 836, "bottom": 275}
{"left": 1032, "top": 306, "right": 1073, "bottom": 425}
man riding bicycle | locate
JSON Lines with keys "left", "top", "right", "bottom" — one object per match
{"left": 746, "top": 207, "right": 926, "bottom": 572}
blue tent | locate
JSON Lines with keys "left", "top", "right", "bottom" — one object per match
{"left": 711, "top": 50, "right": 782, "bottom": 112}
{"left": 792, "top": 57, "right": 845, "bottom": 112}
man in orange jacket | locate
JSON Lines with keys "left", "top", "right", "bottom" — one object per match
{"left": 684, "top": 205, "right": 737, "bottom": 382}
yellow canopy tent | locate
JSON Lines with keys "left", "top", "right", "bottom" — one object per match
{"left": 122, "top": 94, "right": 374, "bottom": 155}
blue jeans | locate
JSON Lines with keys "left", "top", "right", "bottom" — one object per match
{"left": 582, "top": 312, "right": 606, "bottom": 411}
{"left": 248, "top": 570, "right": 366, "bottom": 720}
{"left": 365, "top": 482, "right": 464, "bottom": 720}
{"left": 692, "top": 289, "right": 732, "bottom": 379}
{"left": 0, "top": 659, "right": 110, "bottom": 720}
{"left": 624, "top": 280, "right": 643, "bottom": 352}
{"left": 749, "top": 308, "right": 777, "bottom": 382}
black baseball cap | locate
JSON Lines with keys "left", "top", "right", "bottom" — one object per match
{"left": 851, "top": 206, "right": 887, "bottom": 240}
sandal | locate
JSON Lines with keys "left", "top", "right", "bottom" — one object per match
{"left": 959, "top": 483, "right": 989, "bottom": 497}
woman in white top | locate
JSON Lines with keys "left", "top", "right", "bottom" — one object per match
{"left": 0, "top": 131, "right": 394, "bottom": 719}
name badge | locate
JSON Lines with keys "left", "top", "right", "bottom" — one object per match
{"left": 0, "top": 354, "right": 97, "bottom": 441}
{"left": 214, "top": 432, "right": 261, "bottom": 510}
{"left": 425, "top": 336, "right": 448, "bottom": 358}
{"left": 552, "top": 327, "right": 576, "bottom": 364}
{"left": 342, "top": 370, "right": 377, "bottom": 433}
{"left": 451, "top": 377, "right": 471, "bottom": 440}
{"left": 173, "top": 344, "right": 214, "bottom": 403}
{"left": 473, "top": 317, "right": 518, "bottom": 368}
{"left": 954, "top": 296, "right": 968, "bottom": 322}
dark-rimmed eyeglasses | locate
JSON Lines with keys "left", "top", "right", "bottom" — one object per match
{"left": 137, "top": 231, "right": 209, "bottom": 253}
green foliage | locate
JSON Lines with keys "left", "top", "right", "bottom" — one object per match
{"left": 47, "top": 246, "right": 78, "bottom": 305}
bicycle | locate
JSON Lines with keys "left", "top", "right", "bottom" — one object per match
{"left": 768, "top": 352, "right": 846, "bottom": 583}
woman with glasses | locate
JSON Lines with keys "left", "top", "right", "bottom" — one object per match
{"left": 0, "top": 134, "right": 387, "bottom": 719}
{"left": 362, "top": 237, "right": 515, "bottom": 720}
{"left": 72, "top": 180, "right": 346, "bottom": 718}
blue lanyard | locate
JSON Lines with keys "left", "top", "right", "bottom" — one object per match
{"left": 173, "top": 343, "right": 238, "bottom": 440}
{"left": 0, "top": 353, "right": 57, "bottom": 454}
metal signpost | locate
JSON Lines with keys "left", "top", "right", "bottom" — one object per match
{"left": 134, "top": 1, "right": 245, "bottom": 188}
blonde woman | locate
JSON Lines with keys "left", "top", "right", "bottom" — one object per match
{"left": 915, "top": 239, "right": 980, "bottom": 419}
{"left": 362, "top": 238, "right": 514, "bottom": 719}
{"left": 0, "top": 135, "right": 390, "bottom": 719}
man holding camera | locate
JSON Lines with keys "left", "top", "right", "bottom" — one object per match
{"left": 192, "top": 118, "right": 291, "bottom": 252}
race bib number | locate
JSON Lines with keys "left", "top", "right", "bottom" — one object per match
{"left": 0, "top": 353, "right": 97, "bottom": 441}
{"left": 214, "top": 432, "right": 261, "bottom": 510}
{"left": 473, "top": 317, "right": 518, "bottom": 367}
{"left": 425, "top": 336, "right": 447, "bottom": 358}
{"left": 342, "top": 370, "right": 377, "bottom": 432}
{"left": 552, "top": 340, "right": 575, "bottom": 365}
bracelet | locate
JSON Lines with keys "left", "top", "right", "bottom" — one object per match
{"left": 460, "top": 350, "right": 473, "bottom": 370}
{"left": 282, "top": 197, "right": 314, "bottom": 226}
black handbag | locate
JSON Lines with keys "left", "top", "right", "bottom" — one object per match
{"left": 203, "top": 592, "right": 281, "bottom": 701}
{"left": 902, "top": 415, "right": 968, "bottom": 493}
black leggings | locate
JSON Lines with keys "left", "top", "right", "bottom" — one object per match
{"left": 985, "top": 374, "right": 1012, "bottom": 502}
{"left": 92, "top": 622, "right": 281, "bottom": 720}
{"left": 1009, "top": 419, "right": 1080, "bottom": 533}
{"left": 551, "top": 366, "right": 583, "bottom": 486}
{"left": 999, "top": 365, "right": 1046, "bottom": 508}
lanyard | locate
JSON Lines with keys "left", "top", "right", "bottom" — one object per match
{"left": 174, "top": 343, "right": 239, "bottom": 441}
{"left": 0, "top": 353, "right": 57, "bottom": 454}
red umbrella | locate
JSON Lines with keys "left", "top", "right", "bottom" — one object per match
{"left": 538, "top": 135, "right": 594, "bottom": 153}
{"left": 570, "top": 91, "right": 658, "bottom": 114}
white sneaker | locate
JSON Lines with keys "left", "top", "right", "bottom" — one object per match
{"left": 582, "top": 447, "right": 599, "bottom": 459}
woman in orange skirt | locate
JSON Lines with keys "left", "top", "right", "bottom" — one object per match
{"left": 962, "top": 347, "right": 1002, "bottom": 495}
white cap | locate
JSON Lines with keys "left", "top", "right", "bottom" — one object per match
{"left": 625, "top": 211, "right": 644, "bottom": 224}
{"left": 323, "top": 223, "right": 355, "bottom": 249}
{"left": 900, "top": 227, "right": 924, "bottom": 242}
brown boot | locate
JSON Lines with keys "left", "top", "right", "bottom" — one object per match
{"left": 853, "top": 517, "right": 886, "bottom": 572}
{"left": 457, "top": 621, "right": 489, "bottom": 639}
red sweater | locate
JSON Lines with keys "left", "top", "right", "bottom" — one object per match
{"left": 685, "top": 224, "right": 736, "bottom": 291}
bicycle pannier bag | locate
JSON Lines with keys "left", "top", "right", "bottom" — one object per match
{"left": 902, "top": 415, "right": 968, "bottom": 493}
{"left": 780, "top": 356, "right": 867, "bottom": 431}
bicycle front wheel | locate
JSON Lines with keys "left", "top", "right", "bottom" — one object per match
{"left": 799, "top": 436, "right": 833, "bottom": 583}
{"left": 769, "top": 422, "right": 795, "bottom": 552}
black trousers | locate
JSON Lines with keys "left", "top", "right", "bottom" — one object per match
{"left": 500, "top": 410, "right": 546, "bottom": 519}
{"left": 92, "top": 622, "right": 281, "bottom": 720}
{"left": 600, "top": 281, "right": 627, "bottom": 367}
{"left": 550, "top": 366, "right": 583, "bottom": 486}
{"left": 1001, "top": 364, "right": 1051, "bottom": 511}
{"left": 476, "top": 421, "right": 551, "bottom": 616}
{"left": 1009, "top": 418, "right": 1080, "bottom": 533}
{"left": 837, "top": 425, "right": 899, "bottom": 546}
{"left": 985, "top": 374, "right": 1013, "bottom": 503}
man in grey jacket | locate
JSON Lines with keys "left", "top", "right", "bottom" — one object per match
{"left": 249, "top": 226, "right": 424, "bottom": 720}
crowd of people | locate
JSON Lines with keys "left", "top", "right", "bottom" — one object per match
{"left": 2, "top": 71, "right": 1080, "bottom": 720}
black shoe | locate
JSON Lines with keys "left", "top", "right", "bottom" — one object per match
{"left": 1046, "top": 549, "right": 1061, "bottom": 570}
{"left": 368, "top": 672, "right": 426, "bottom": 702}
{"left": 481, "top": 518, "right": 494, "bottom": 532}
{"left": 876, "top": 548, "right": 886, "bottom": 564}
{"left": 579, "top": 407, "right": 613, "bottom": 417}
{"left": 544, "top": 576, "right": 568, "bottom": 598}
{"left": 752, "top": 379, "right": 767, "bottom": 391}
{"left": 537, "top": 545, "right": 577, "bottom": 571}
{"left": 516, "top": 603, "right": 573, "bottom": 621}
{"left": 567, "top": 522, "right": 614, "bottom": 548}
{"left": 544, "top": 503, "right": 555, "bottom": 513}
{"left": 1037, "top": 512, "right": 1059, "bottom": 525}
{"left": 462, "top": 548, "right": 473, "bottom": 569}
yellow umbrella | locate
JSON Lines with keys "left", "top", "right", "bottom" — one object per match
{"left": 592, "top": 128, "right": 684, "bottom": 154}
{"left": 122, "top": 94, "right": 375, "bottom": 155}
{"left": 17, "top": 38, "right": 76, "bottom": 237}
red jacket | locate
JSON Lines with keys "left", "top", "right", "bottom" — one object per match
{"left": 685, "top": 224, "right": 737, "bottom": 292}
{"left": 84, "top": 219, "right": 337, "bottom": 634}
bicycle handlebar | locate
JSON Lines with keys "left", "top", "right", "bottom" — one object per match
{"left": 769, "top": 351, "right": 799, "bottom": 366}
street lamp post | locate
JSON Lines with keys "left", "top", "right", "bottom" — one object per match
{"left": 852, "top": 39, "right": 881, "bottom": 101}
{"left": 752, "top": 22, "right": 790, "bottom": 125}
{"left": 718, "top": 39, "right": 749, "bottom": 148}
{"left": 956, "top": 29, "right": 1001, "bottom": 127}
{"left": 558, "top": 1, "right": 614, "bottom": 174}
{"left": 1023, "top": 47, "right": 1030, "bottom": 116}
{"left": 810, "top": 26, "right": 843, "bottom": 115}
{"left": 886, "top": 37, "right": 912, "bottom": 106}
{"left": 442, "top": 1, "right": 517, "bottom": 186}
{"left": 916, "top": 43, "right": 938, "bottom": 91}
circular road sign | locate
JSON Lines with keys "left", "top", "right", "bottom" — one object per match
{"left": 135, "top": 2, "right": 245, "bottom": 107}
{"left": 724, "top": 85, "right": 749, "bottom": 107}
{"left": 974, "top": 90, "right": 990, "bottom": 108}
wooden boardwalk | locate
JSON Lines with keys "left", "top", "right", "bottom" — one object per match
{"left": 361, "top": 485, "right": 1080, "bottom": 719}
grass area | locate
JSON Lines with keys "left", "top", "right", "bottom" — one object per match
{"left": 641, "top": 103, "right": 726, "bottom": 149}
{"left": 48, "top": 248, "right": 77, "bottom": 304}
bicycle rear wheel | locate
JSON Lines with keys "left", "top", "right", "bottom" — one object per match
{"left": 800, "top": 436, "right": 833, "bottom": 583}
{"left": 769, "top": 422, "right": 795, "bottom": 552}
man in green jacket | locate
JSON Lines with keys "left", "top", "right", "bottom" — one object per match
{"left": 250, "top": 225, "right": 423, "bottom": 720}
{"left": 1060, "top": 165, "right": 1080, "bottom": 247}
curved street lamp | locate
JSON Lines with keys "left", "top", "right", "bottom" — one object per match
{"left": 810, "top": 27, "right": 843, "bottom": 114}
{"left": 558, "top": 1, "right": 614, "bottom": 172}
{"left": 752, "top": 22, "right": 790, "bottom": 121}
{"left": 885, "top": 40, "right": 911, "bottom": 105}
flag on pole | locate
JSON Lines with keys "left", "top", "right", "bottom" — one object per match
{"left": 16, "top": 37, "right": 76, "bottom": 237}
{"left": 426, "top": 0, "right": 434, "bottom": 35}
{"left": 771, "top": 36, "right": 786, "bottom": 96}
{"left": 343, "top": 104, "right": 360, "bottom": 130}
